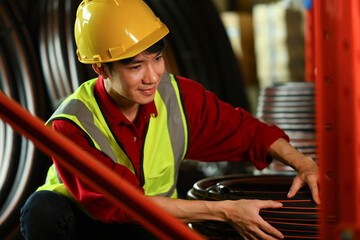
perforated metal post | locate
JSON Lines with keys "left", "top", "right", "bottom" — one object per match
{"left": 313, "top": 0, "right": 360, "bottom": 239}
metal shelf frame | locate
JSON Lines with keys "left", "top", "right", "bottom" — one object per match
{"left": 311, "top": 0, "right": 360, "bottom": 239}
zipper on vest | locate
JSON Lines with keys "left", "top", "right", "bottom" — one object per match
{"left": 139, "top": 123, "right": 150, "bottom": 187}
{"left": 139, "top": 148, "right": 145, "bottom": 187}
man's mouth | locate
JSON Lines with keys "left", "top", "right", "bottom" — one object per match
{"left": 138, "top": 86, "right": 156, "bottom": 95}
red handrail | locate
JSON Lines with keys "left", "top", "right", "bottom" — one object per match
{"left": 0, "top": 90, "right": 206, "bottom": 240}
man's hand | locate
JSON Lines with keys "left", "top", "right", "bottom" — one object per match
{"left": 268, "top": 138, "right": 320, "bottom": 205}
{"left": 150, "top": 197, "right": 284, "bottom": 239}
{"left": 287, "top": 158, "right": 320, "bottom": 205}
{"left": 220, "top": 199, "right": 284, "bottom": 240}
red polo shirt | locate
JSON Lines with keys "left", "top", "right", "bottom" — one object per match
{"left": 52, "top": 75, "right": 288, "bottom": 223}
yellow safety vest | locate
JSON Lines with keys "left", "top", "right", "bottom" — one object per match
{"left": 37, "top": 73, "right": 188, "bottom": 215}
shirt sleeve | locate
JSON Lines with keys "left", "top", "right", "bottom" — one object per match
{"left": 51, "top": 119, "right": 144, "bottom": 223}
{"left": 177, "top": 76, "right": 289, "bottom": 170}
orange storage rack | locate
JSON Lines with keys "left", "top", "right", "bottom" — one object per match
{"left": 313, "top": 0, "right": 360, "bottom": 239}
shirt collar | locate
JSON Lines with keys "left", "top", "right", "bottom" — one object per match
{"left": 94, "top": 76, "right": 157, "bottom": 125}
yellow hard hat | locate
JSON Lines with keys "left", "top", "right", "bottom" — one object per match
{"left": 74, "top": 0, "right": 169, "bottom": 64}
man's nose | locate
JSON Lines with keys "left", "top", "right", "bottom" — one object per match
{"left": 143, "top": 65, "right": 159, "bottom": 84}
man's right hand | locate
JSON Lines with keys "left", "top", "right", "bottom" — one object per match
{"left": 219, "top": 199, "right": 284, "bottom": 240}
{"left": 150, "top": 196, "right": 284, "bottom": 239}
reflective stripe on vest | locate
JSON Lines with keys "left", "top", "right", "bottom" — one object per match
{"left": 38, "top": 73, "right": 188, "bottom": 199}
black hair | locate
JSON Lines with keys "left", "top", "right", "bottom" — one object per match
{"left": 105, "top": 38, "right": 166, "bottom": 72}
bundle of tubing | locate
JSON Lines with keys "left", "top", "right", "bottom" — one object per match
{"left": 187, "top": 175, "right": 319, "bottom": 240}
{"left": 0, "top": 90, "right": 205, "bottom": 240}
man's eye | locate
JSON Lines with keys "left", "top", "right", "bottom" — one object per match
{"left": 130, "top": 65, "right": 140, "bottom": 70}
{"left": 155, "top": 56, "right": 163, "bottom": 61}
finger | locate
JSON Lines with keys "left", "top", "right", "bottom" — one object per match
{"left": 307, "top": 176, "right": 321, "bottom": 205}
{"left": 258, "top": 200, "right": 283, "bottom": 209}
{"left": 233, "top": 228, "right": 252, "bottom": 240}
{"left": 287, "top": 177, "right": 303, "bottom": 198}
{"left": 242, "top": 235, "right": 250, "bottom": 240}
{"left": 245, "top": 234, "right": 256, "bottom": 240}
{"left": 259, "top": 218, "right": 284, "bottom": 239}
{"left": 241, "top": 226, "right": 274, "bottom": 240}
{"left": 256, "top": 231, "right": 283, "bottom": 240}
{"left": 310, "top": 186, "right": 320, "bottom": 205}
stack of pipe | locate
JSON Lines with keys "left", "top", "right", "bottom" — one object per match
{"left": 256, "top": 82, "right": 316, "bottom": 173}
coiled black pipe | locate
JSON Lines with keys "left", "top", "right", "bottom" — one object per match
{"left": 0, "top": 1, "right": 49, "bottom": 239}
{"left": 187, "top": 175, "right": 319, "bottom": 240}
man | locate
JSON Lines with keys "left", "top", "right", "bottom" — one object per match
{"left": 20, "top": 0, "right": 320, "bottom": 239}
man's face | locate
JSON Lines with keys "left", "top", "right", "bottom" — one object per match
{"left": 104, "top": 51, "right": 165, "bottom": 109}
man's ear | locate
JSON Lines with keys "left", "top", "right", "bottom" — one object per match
{"left": 92, "top": 63, "right": 109, "bottom": 79}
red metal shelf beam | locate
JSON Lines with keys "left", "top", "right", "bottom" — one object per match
{"left": 313, "top": 0, "right": 360, "bottom": 239}
{"left": 0, "top": 90, "right": 205, "bottom": 240}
